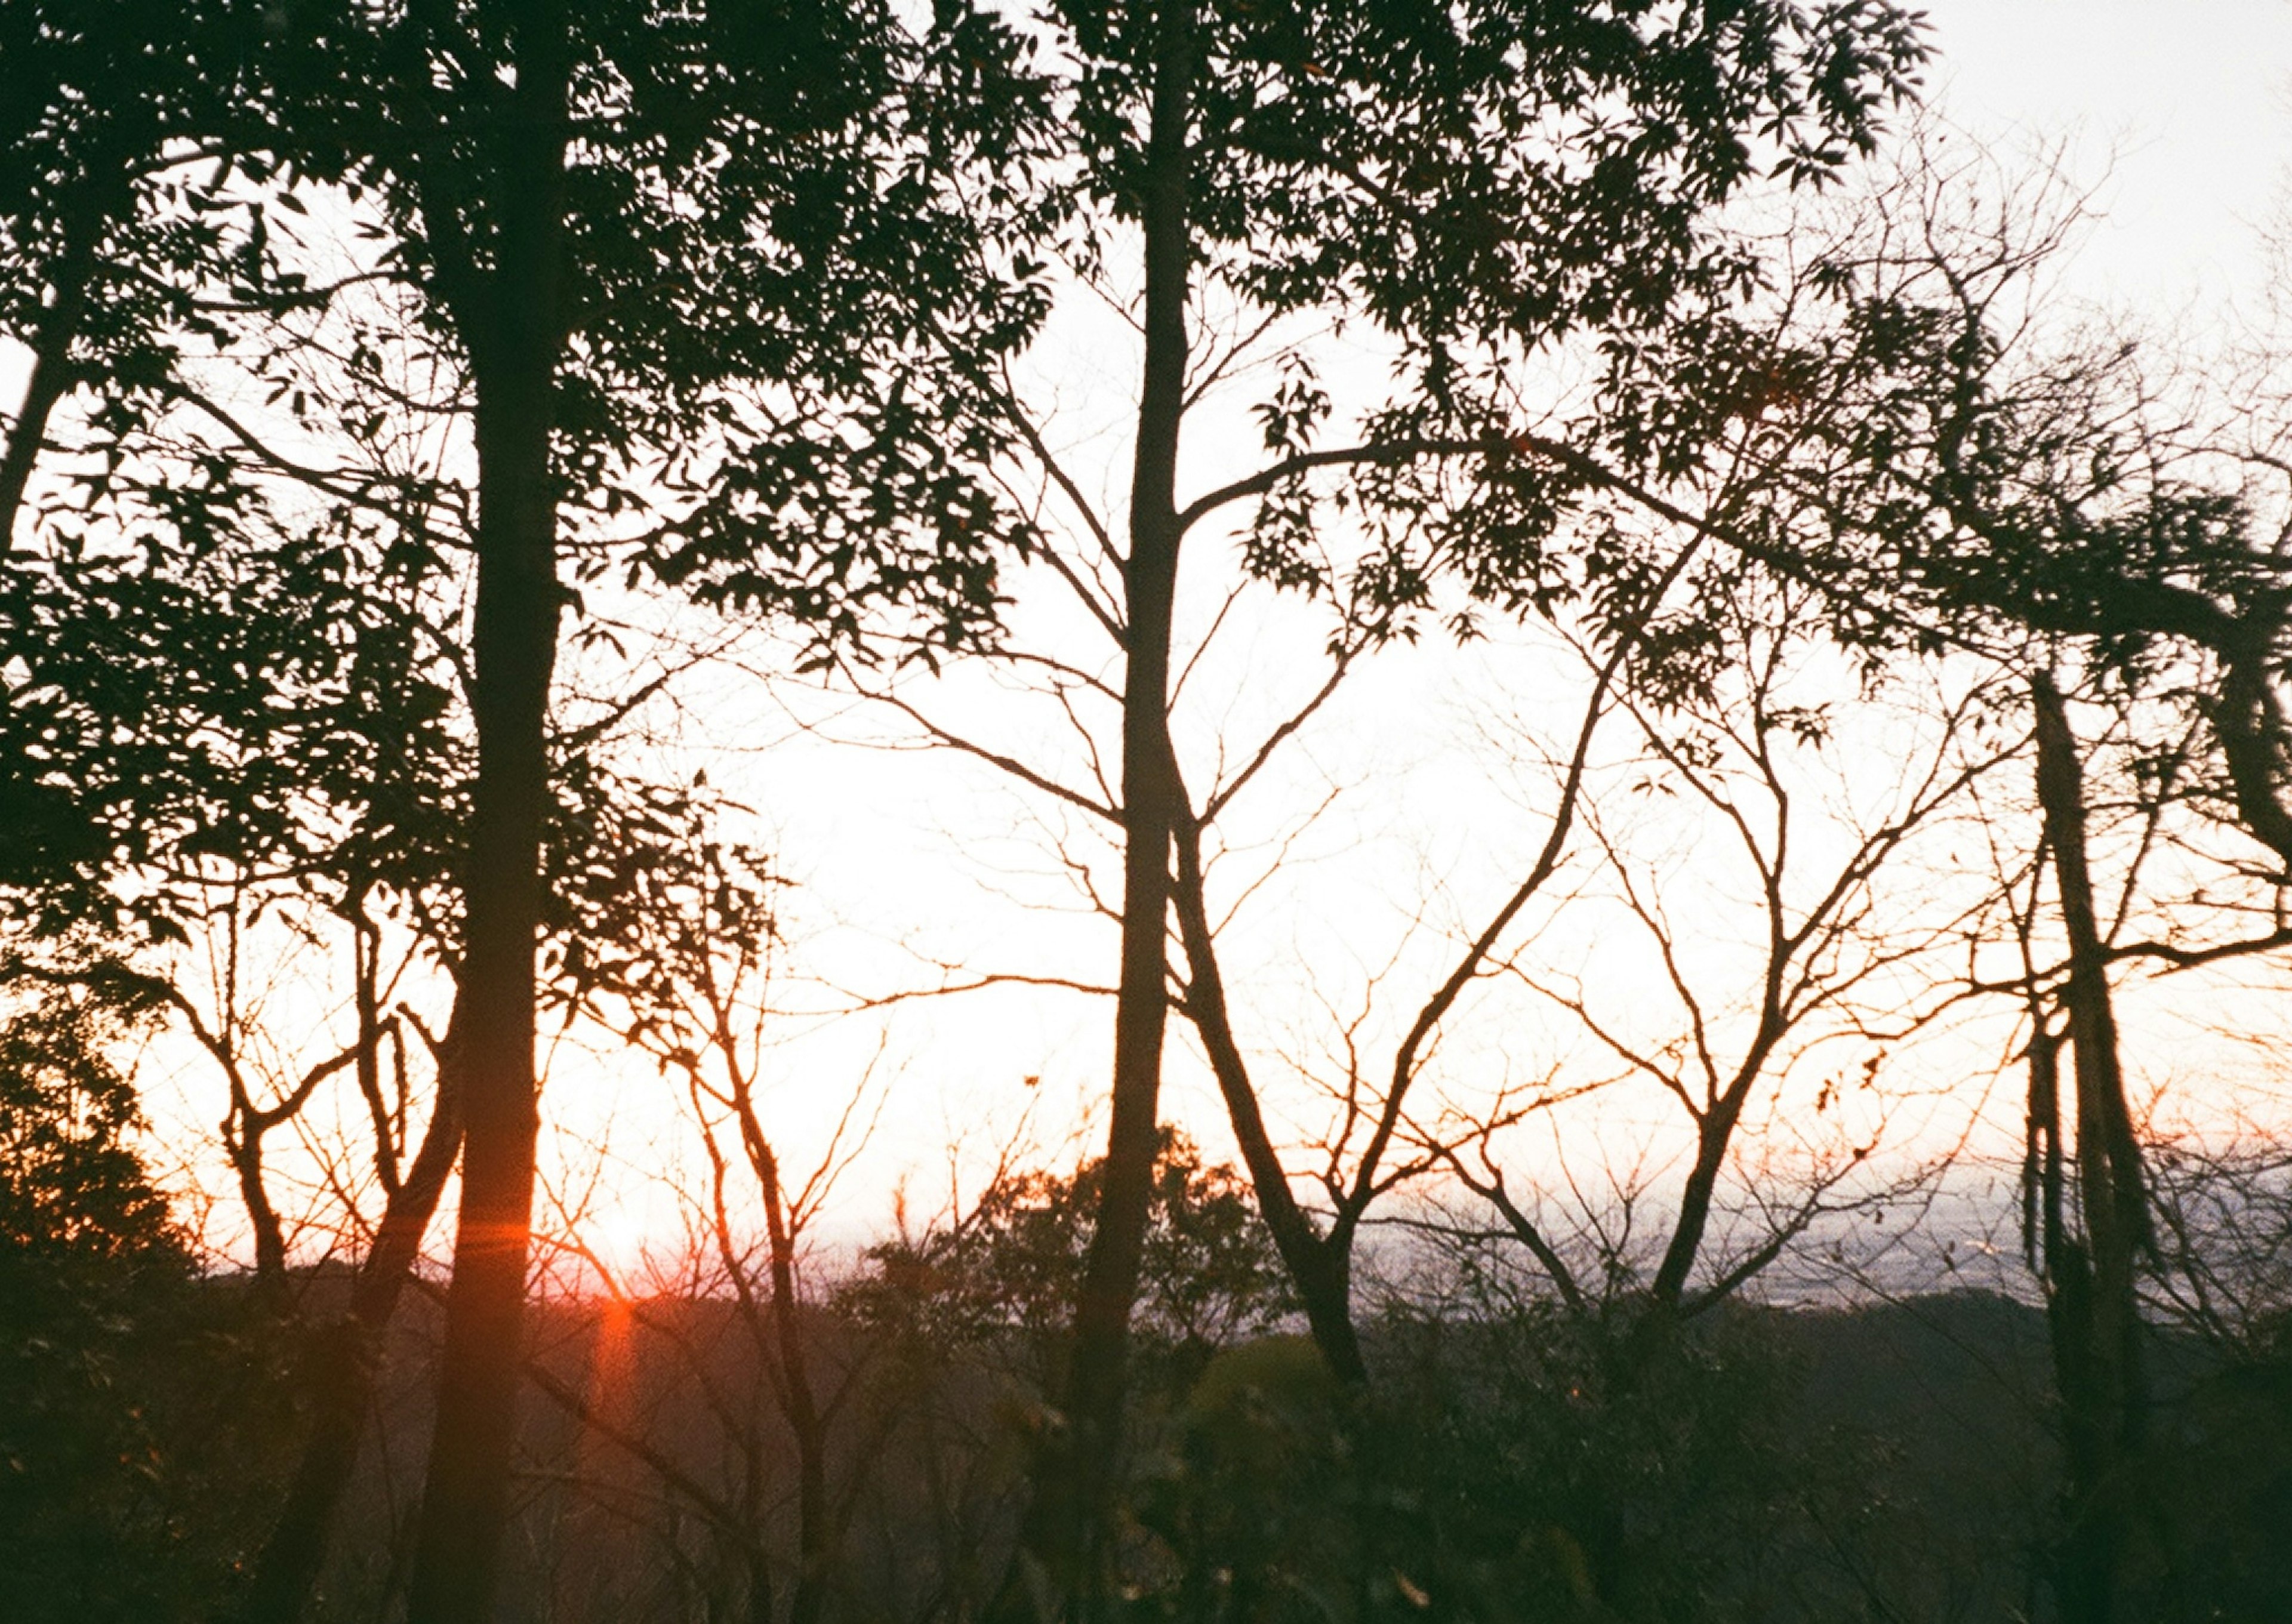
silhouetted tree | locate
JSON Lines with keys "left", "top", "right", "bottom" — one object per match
{"left": 234, "top": 5, "right": 1049, "bottom": 1618}
{"left": 0, "top": 973, "right": 240, "bottom": 1622}
{"left": 836, "top": 13, "right": 1929, "bottom": 1604}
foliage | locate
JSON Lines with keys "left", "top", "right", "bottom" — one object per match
{"left": 1011, "top": 0, "right": 1930, "bottom": 646}
{"left": 0, "top": 0, "right": 273, "bottom": 437}
{"left": 0, "top": 483, "right": 468, "bottom": 939}
{"left": 846, "top": 1128, "right": 1298, "bottom": 1388}
{"left": 1111, "top": 1295, "right": 1880, "bottom": 1624}
{"left": 2135, "top": 1345, "right": 2292, "bottom": 1623}
{"left": 242, "top": 0, "right": 1052, "bottom": 661}
{"left": 1362, "top": 1306, "right": 1812, "bottom": 1624}
{"left": 7, "top": 7, "right": 2292, "bottom": 1624}
{"left": 1584, "top": 161, "right": 2292, "bottom": 871}
{"left": 0, "top": 972, "right": 178, "bottom": 1259}
{"left": 0, "top": 975, "right": 295, "bottom": 1622}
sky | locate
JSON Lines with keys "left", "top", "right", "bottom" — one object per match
{"left": 563, "top": 1, "right": 2292, "bottom": 1271}
{"left": 42, "top": 2, "right": 2292, "bottom": 1277}
{"left": 1917, "top": 0, "right": 2292, "bottom": 309}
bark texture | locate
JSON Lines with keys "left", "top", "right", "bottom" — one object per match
{"left": 2029, "top": 671, "right": 2150, "bottom": 1624}
{"left": 401, "top": 7, "right": 574, "bottom": 1619}
{"left": 1008, "top": 7, "right": 1193, "bottom": 1611}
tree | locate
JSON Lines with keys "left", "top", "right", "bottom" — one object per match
{"left": 0, "top": 971, "right": 178, "bottom": 1259}
{"left": 1970, "top": 661, "right": 2290, "bottom": 1624}
{"left": 0, "top": 972, "right": 210, "bottom": 1621}
{"left": 235, "top": 4, "right": 1047, "bottom": 1617}
{"left": 557, "top": 791, "right": 854, "bottom": 1624}
{"left": 1424, "top": 571, "right": 2003, "bottom": 1327}
{"left": 833, "top": 8, "right": 1927, "bottom": 1601}
{"left": 1641, "top": 145, "right": 2292, "bottom": 1622}
{"left": 0, "top": 0, "right": 364, "bottom": 900}
{"left": 0, "top": 0, "right": 273, "bottom": 546}
{"left": 0, "top": 298, "right": 478, "bottom": 1616}
{"left": 1631, "top": 137, "right": 2292, "bottom": 887}
{"left": 2023, "top": 671, "right": 2154, "bottom": 1624}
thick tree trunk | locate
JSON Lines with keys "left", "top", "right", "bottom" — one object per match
{"left": 2029, "top": 671, "right": 2149, "bottom": 1624}
{"left": 402, "top": 372, "right": 560, "bottom": 1624}
{"left": 229, "top": 1044, "right": 463, "bottom": 1624}
{"left": 402, "top": 383, "right": 560, "bottom": 1622}
{"left": 402, "top": 10, "right": 572, "bottom": 1620}
{"left": 1009, "top": 8, "right": 1193, "bottom": 1613}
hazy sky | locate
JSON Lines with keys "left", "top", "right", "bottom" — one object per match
{"left": 1919, "top": 0, "right": 2292, "bottom": 306}
{"left": 49, "top": 5, "right": 2292, "bottom": 1269}
{"left": 603, "top": 5, "right": 2292, "bottom": 1264}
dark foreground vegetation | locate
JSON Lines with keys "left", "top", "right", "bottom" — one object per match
{"left": 8, "top": 1114, "right": 2292, "bottom": 1623}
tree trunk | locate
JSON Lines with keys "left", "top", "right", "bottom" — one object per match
{"left": 746, "top": 1120, "right": 830, "bottom": 1624}
{"left": 229, "top": 1043, "right": 463, "bottom": 1624}
{"left": 226, "top": 1090, "right": 291, "bottom": 1295}
{"left": 1647, "top": 1089, "right": 1751, "bottom": 1313}
{"left": 2029, "top": 671, "right": 2149, "bottom": 1624}
{"left": 1169, "top": 805, "right": 1365, "bottom": 1382}
{"left": 2208, "top": 626, "right": 2292, "bottom": 868}
{"left": 1180, "top": 657, "right": 1624, "bottom": 1361}
{"left": 0, "top": 220, "right": 90, "bottom": 551}
{"left": 402, "top": 9, "right": 573, "bottom": 1619}
{"left": 1008, "top": 8, "right": 1193, "bottom": 1612}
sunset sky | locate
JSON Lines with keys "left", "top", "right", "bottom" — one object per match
{"left": 112, "top": 2, "right": 2292, "bottom": 1274}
